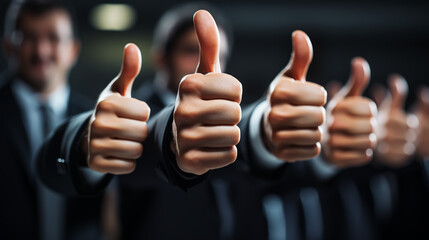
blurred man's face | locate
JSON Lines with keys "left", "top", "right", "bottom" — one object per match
{"left": 167, "top": 27, "right": 229, "bottom": 93}
{"left": 12, "top": 10, "right": 78, "bottom": 92}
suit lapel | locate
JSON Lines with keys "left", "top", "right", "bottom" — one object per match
{"left": 0, "top": 82, "right": 31, "bottom": 172}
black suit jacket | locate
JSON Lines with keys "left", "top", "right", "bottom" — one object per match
{"left": 237, "top": 100, "right": 375, "bottom": 240}
{"left": 38, "top": 82, "right": 345, "bottom": 240}
{"left": 37, "top": 81, "right": 223, "bottom": 240}
{"left": 0, "top": 79, "right": 103, "bottom": 240}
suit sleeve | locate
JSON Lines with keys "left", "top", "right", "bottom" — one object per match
{"left": 36, "top": 111, "right": 112, "bottom": 196}
{"left": 237, "top": 100, "right": 289, "bottom": 180}
{"left": 37, "top": 106, "right": 208, "bottom": 194}
{"left": 148, "top": 105, "right": 209, "bottom": 190}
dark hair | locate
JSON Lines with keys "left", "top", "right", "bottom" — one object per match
{"left": 152, "top": 2, "right": 233, "bottom": 58}
{"left": 4, "top": 0, "right": 79, "bottom": 39}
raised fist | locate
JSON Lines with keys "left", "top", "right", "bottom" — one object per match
{"left": 263, "top": 30, "right": 327, "bottom": 162}
{"left": 323, "top": 57, "right": 377, "bottom": 168}
{"left": 88, "top": 44, "right": 150, "bottom": 174}
{"left": 172, "top": 10, "right": 242, "bottom": 175}
{"left": 375, "top": 74, "right": 418, "bottom": 167}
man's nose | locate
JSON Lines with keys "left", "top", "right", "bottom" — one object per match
{"left": 34, "top": 38, "right": 52, "bottom": 57}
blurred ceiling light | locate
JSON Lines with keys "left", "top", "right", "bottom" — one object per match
{"left": 91, "top": 4, "right": 136, "bottom": 31}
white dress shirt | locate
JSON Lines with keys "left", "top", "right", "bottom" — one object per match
{"left": 12, "top": 79, "right": 69, "bottom": 157}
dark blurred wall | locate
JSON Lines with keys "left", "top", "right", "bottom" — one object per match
{"left": 1, "top": 0, "right": 428, "bottom": 107}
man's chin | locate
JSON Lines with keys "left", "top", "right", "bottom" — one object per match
{"left": 22, "top": 72, "right": 53, "bottom": 91}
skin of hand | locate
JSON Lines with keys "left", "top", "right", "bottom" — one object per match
{"left": 172, "top": 10, "right": 242, "bottom": 175}
{"left": 322, "top": 57, "right": 377, "bottom": 168}
{"left": 262, "top": 30, "right": 327, "bottom": 162}
{"left": 87, "top": 44, "right": 151, "bottom": 174}
{"left": 415, "top": 87, "right": 429, "bottom": 158}
{"left": 375, "top": 74, "right": 418, "bottom": 167}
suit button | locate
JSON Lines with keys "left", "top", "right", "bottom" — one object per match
{"left": 56, "top": 158, "right": 67, "bottom": 174}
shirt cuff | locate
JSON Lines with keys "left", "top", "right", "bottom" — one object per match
{"left": 249, "top": 100, "right": 285, "bottom": 169}
{"left": 310, "top": 156, "right": 338, "bottom": 179}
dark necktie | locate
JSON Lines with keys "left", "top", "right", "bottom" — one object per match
{"left": 38, "top": 103, "right": 64, "bottom": 240}
{"left": 39, "top": 104, "right": 53, "bottom": 138}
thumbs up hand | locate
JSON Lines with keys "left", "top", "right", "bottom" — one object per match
{"left": 375, "top": 74, "right": 418, "bottom": 167}
{"left": 263, "top": 31, "right": 327, "bottom": 162}
{"left": 87, "top": 44, "right": 150, "bottom": 174}
{"left": 414, "top": 87, "right": 429, "bottom": 158}
{"left": 323, "top": 57, "right": 377, "bottom": 168}
{"left": 172, "top": 10, "right": 242, "bottom": 175}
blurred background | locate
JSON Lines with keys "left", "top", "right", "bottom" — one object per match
{"left": 1, "top": 0, "right": 428, "bottom": 106}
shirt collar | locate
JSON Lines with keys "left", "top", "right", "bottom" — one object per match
{"left": 12, "top": 78, "right": 70, "bottom": 115}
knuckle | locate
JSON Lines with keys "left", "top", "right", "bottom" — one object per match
{"left": 231, "top": 126, "right": 241, "bottom": 146}
{"left": 268, "top": 107, "right": 289, "bottom": 124}
{"left": 181, "top": 151, "right": 202, "bottom": 173}
{"left": 308, "top": 82, "right": 327, "bottom": 105}
{"left": 363, "top": 137, "right": 373, "bottom": 149}
{"left": 179, "top": 129, "right": 201, "bottom": 143}
{"left": 320, "top": 87, "right": 328, "bottom": 105}
{"left": 122, "top": 161, "right": 137, "bottom": 173}
{"left": 140, "top": 101, "right": 151, "bottom": 120}
{"left": 271, "top": 131, "right": 289, "bottom": 144}
{"left": 88, "top": 157, "right": 107, "bottom": 173}
{"left": 370, "top": 117, "right": 377, "bottom": 133}
{"left": 314, "top": 144, "right": 322, "bottom": 156}
{"left": 179, "top": 75, "right": 201, "bottom": 95}
{"left": 231, "top": 102, "right": 242, "bottom": 124}
{"left": 89, "top": 139, "right": 104, "bottom": 152}
{"left": 273, "top": 147, "right": 291, "bottom": 161}
{"left": 317, "top": 107, "right": 326, "bottom": 126}
{"left": 230, "top": 78, "right": 243, "bottom": 102}
{"left": 91, "top": 117, "right": 112, "bottom": 133}
{"left": 90, "top": 118, "right": 103, "bottom": 131}
{"left": 96, "top": 99, "right": 116, "bottom": 113}
{"left": 141, "top": 122, "right": 149, "bottom": 140}
{"left": 174, "top": 104, "right": 199, "bottom": 123}
{"left": 315, "top": 128, "right": 323, "bottom": 142}
{"left": 271, "top": 131, "right": 282, "bottom": 144}
{"left": 328, "top": 134, "right": 338, "bottom": 148}
{"left": 271, "top": 87, "right": 292, "bottom": 104}
{"left": 130, "top": 144, "right": 143, "bottom": 159}
{"left": 369, "top": 133, "right": 377, "bottom": 148}
{"left": 226, "top": 147, "right": 238, "bottom": 164}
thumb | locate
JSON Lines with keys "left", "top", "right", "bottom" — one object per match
{"left": 341, "top": 57, "right": 370, "bottom": 98}
{"left": 110, "top": 43, "right": 142, "bottom": 97}
{"left": 194, "top": 10, "right": 221, "bottom": 74}
{"left": 282, "top": 30, "right": 313, "bottom": 81}
{"left": 417, "top": 86, "right": 429, "bottom": 116}
{"left": 387, "top": 74, "right": 408, "bottom": 110}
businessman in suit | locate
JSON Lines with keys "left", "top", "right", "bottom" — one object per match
{"left": 0, "top": 0, "right": 103, "bottom": 239}
{"left": 236, "top": 27, "right": 378, "bottom": 238}
{"left": 38, "top": 4, "right": 325, "bottom": 239}
{"left": 38, "top": 5, "right": 246, "bottom": 240}
{"left": 37, "top": 4, "right": 380, "bottom": 239}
